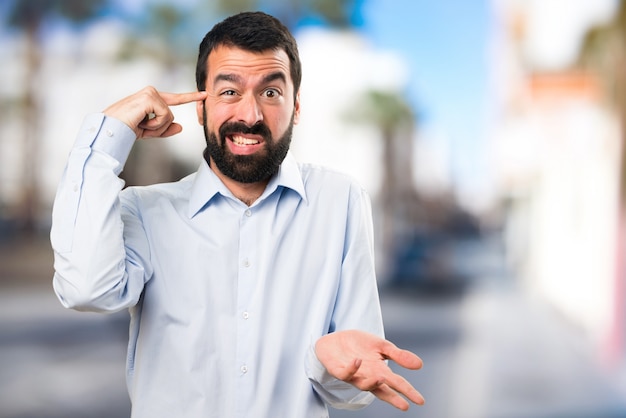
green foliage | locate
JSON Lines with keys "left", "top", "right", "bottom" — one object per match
{"left": 118, "top": 3, "right": 197, "bottom": 64}
{"left": 7, "top": 0, "right": 107, "bottom": 29}
{"left": 578, "top": 0, "right": 626, "bottom": 194}
{"left": 345, "top": 89, "right": 415, "bottom": 132}
{"left": 311, "top": 0, "right": 353, "bottom": 27}
{"left": 214, "top": 0, "right": 257, "bottom": 16}
{"left": 578, "top": 0, "right": 626, "bottom": 105}
{"left": 212, "top": 0, "right": 357, "bottom": 29}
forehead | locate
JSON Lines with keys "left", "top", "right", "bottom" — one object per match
{"left": 207, "top": 45, "right": 291, "bottom": 84}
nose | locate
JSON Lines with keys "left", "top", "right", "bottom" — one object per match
{"left": 235, "top": 93, "right": 263, "bottom": 126}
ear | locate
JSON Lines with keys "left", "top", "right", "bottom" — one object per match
{"left": 196, "top": 100, "right": 204, "bottom": 125}
{"left": 293, "top": 91, "right": 301, "bottom": 125}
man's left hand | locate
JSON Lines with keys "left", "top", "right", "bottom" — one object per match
{"left": 315, "top": 329, "right": 425, "bottom": 410}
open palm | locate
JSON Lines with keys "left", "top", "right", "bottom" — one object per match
{"left": 315, "top": 330, "right": 425, "bottom": 410}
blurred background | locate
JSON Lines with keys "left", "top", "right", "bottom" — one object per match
{"left": 2, "top": 0, "right": 626, "bottom": 417}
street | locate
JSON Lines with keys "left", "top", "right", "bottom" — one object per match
{"left": 0, "top": 288, "right": 131, "bottom": 418}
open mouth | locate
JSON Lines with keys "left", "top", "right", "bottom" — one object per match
{"left": 225, "top": 133, "right": 264, "bottom": 156}
{"left": 230, "top": 135, "right": 261, "bottom": 146}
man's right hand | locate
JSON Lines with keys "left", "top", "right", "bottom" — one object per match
{"left": 103, "top": 86, "right": 207, "bottom": 139}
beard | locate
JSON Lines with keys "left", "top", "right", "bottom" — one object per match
{"left": 202, "top": 107, "right": 293, "bottom": 184}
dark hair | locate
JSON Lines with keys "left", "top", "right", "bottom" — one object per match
{"left": 195, "top": 11, "right": 302, "bottom": 100}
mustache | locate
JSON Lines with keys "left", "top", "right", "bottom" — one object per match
{"left": 219, "top": 121, "right": 272, "bottom": 139}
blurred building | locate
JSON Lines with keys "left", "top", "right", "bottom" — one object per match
{"left": 491, "top": 0, "right": 625, "bottom": 368}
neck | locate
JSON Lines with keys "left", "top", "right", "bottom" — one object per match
{"left": 208, "top": 158, "right": 268, "bottom": 206}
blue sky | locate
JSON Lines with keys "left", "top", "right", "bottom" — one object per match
{"left": 358, "top": 0, "right": 493, "bottom": 195}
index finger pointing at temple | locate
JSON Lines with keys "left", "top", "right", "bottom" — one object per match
{"left": 161, "top": 91, "right": 207, "bottom": 106}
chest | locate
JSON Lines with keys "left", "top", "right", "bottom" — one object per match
{"left": 138, "top": 193, "right": 349, "bottom": 321}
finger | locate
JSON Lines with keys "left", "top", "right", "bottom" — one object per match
{"left": 159, "top": 123, "right": 183, "bottom": 138}
{"left": 381, "top": 343, "right": 423, "bottom": 370}
{"left": 138, "top": 111, "right": 172, "bottom": 130}
{"left": 396, "top": 349, "right": 423, "bottom": 370}
{"left": 352, "top": 376, "right": 385, "bottom": 392}
{"left": 137, "top": 121, "right": 171, "bottom": 138}
{"left": 138, "top": 91, "right": 204, "bottom": 137}
{"left": 331, "top": 358, "right": 362, "bottom": 382}
{"left": 382, "top": 372, "right": 425, "bottom": 406}
{"left": 161, "top": 91, "right": 207, "bottom": 106}
{"left": 371, "top": 383, "right": 411, "bottom": 411}
{"left": 141, "top": 112, "right": 157, "bottom": 124}
{"left": 141, "top": 122, "right": 183, "bottom": 139}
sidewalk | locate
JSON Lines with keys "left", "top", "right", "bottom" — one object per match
{"left": 0, "top": 287, "right": 131, "bottom": 418}
{"left": 0, "top": 233, "right": 132, "bottom": 418}
{"left": 449, "top": 282, "right": 626, "bottom": 418}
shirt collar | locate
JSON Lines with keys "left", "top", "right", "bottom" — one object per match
{"left": 188, "top": 151, "right": 307, "bottom": 218}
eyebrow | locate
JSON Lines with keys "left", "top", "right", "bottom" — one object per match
{"left": 261, "top": 71, "right": 287, "bottom": 85}
{"left": 214, "top": 73, "right": 242, "bottom": 85}
{"left": 213, "top": 71, "right": 287, "bottom": 86}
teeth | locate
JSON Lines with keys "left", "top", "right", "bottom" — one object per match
{"left": 232, "top": 135, "right": 259, "bottom": 145}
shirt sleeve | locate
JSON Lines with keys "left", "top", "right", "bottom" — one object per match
{"left": 304, "top": 184, "right": 382, "bottom": 409}
{"left": 50, "top": 113, "right": 148, "bottom": 313}
{"left": 305, "top": 342, "right": 375, "bottom": 410}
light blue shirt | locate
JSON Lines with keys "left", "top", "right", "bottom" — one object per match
{"left": 51, "top": 114, "right": 384, "bottom": 417}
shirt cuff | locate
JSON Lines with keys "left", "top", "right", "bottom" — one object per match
{"left": 304, "top": 341, "right": 374, "bottom": 409}
{"left": 305, "top": 341, "right": 336, "bottom": 384}
{"left": 74, "top": 113, "right": 136, "bottom": 171}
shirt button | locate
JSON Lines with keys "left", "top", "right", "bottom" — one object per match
{"left": 244, "top": 209, "right": 252, "bottom": 217}
{"left": 242, "top": 311, "right": 249, "bottom": 319}
{"left": 72, "top": 184, "right": 79, "bottom": 192}
{"left": 242, "top": 258, "right": 250, "bottom": 268}
{"left": 106, "top": 129, "right": 114, "bottom": 137}
{"left": 241, "top": 365, "right": 248, "bottom": 374}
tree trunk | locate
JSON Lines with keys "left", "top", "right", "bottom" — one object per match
{"left": 16, "top": 25, "right": 41, "bottom": 234}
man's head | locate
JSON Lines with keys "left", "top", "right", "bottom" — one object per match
{"left": 196, "top": 11, "right": 302, "bottom": 102}
{"left": 195, "top": 12, "right": 302, "bottom": 185}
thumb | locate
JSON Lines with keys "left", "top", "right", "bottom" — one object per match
{"left": 333, "top": 358, "right": 363, "bottom": 381}
{"left": 141, "top": 122, "right": 184, "bottom": 139}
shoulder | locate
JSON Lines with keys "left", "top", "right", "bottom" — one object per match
{"left": 300, "top": 162, "right": 365, "bottom": 188}
{"left": 120, "top": 173, "right": 196, "bottom": 206}
{"left": 297, "top": 162, "right": 370, "bottom": 203}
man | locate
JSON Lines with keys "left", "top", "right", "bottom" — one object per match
{"left": 51, "top": 11, "right": 424, "bottom": 417}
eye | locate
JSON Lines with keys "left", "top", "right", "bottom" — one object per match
{"left": 221, "top": 89, "right": 237, "bottom": 96}
{"left": 262, "top": 88, "right": 280, "bottom": 98}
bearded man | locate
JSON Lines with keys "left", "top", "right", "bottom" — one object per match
{"left": 51, "top": 11, "right": 424, "bottom": 418}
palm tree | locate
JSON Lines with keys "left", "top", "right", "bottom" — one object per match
{"left": 345, "top": 89, "right": 419, "bottom": 269}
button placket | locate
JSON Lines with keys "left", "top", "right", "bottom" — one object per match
{"left": 236, "top": 203, "right": 257, "bottom": 389}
